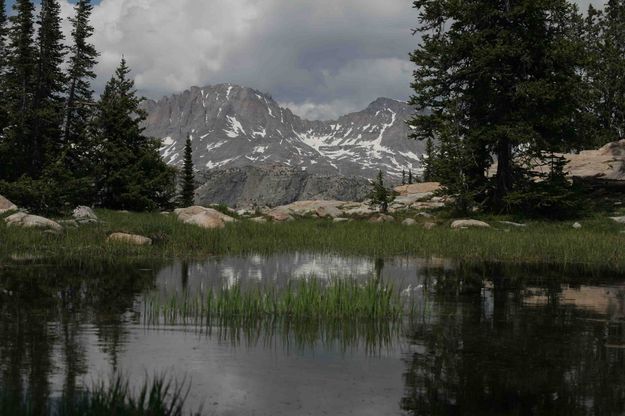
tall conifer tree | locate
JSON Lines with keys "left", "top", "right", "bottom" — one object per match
{"left": 180, "top": 134, "right": 195, "bottom": 207}
{"left": 64, "top": 0, "right": 98, "bottom": 164}
{"left": 32, "top": 0, "right": 66, "bottom": 175}
{"left": 91, "top": 58, "right": 175, "bottom": 211}
{"left": 409, "top": 0, "right": 585, "bottom": 211}
{"left": 0, "top": 0, "right": 8, "bottom": 135}
{"left": 1, "top": 0, "right": 37, "bottom": 180}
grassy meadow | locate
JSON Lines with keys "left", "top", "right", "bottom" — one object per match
{"left": 0, "top": 209, "right": 623, "bottom": 271}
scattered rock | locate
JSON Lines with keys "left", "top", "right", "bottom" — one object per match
{"left": 58, "top": 219, "right": 79, "bottom": 228}
{"left": 315, "top": 205, "right": 343, "bottom": 219}
{"left": 343, "top": 204, "right": 377, "bottom": 216}
{"left": 268, "top": 210, "right": 293, "bottom": 222}
{"left": 0, "top": 195, "right": 17, "bottom": 214}
{"left": 450, "top": 219, "right": 491, "bottom": 229}
{"left": 73, "top": 206, "right": 98, "bottom": 224}
{"left": 107, "top": 233, "right": 152, "bottom": 246}
{"left": 333, "top": 218, "right": 350, "bottom": 223}
{"left": 185, "top": 213, "right": 226, "bottom": 229}
{"left": 498, "top": 221, "right": 527, "bottom": 228}
{"left": 5, "top": 212, "right": 63, "bottom": 231}
{"left": 610, "top": 216, "right": 625, "bottom": 224}
{"left": 423, "top": 222, "right": 437, "bottom": 230}
{"left": 416, "top": 212, "right": 434, "bottom": 218}
{"left": 402, "top": 218, "right": 417, "bottom": 226}
{"left": 174, "top": 206, "right": 236, "bottom": 225}
{"left": 394, "top": 182, "right": 442, "bottom": 196}
{"left": 573, "top": 222, "right": 582, "bottom": 229}
{"left": 369, "top": 214, "right": 394, "bottom": 223}
{"left": 161, "top": 211, "right": 170, "bottom": 215}
{"left": 250, "top": 216, "right": 268, "bottom": 223}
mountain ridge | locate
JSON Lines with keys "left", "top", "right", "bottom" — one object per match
{"left": 141, "top": 84, "right": 423, "bottom": 178}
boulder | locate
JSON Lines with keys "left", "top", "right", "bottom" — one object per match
{"left": 394, "top": 182, "right": 441, "bottom": 196}
{"left": 107, "top": 233, "right": 152, "bottom": 246}
{"left": 333, "top": 217, "right": 350, "bottom": 223}
{"left": 402, "top": 218, "right": 417, "bottom": 226}
{"left": 610, "top": 216, "right": 625, "bottom": 224}
{"left": 186, "top": 213, "right": 226, "bottom": 229}
{"left": 315, "top": 205, "right": 343, "bottom": 219}
{"left": 268, "top": 210, "right": 294, "bottom": 222}
{"left": 573, "top": 222, "right": 582, "bottom": 229}
{"left": 498, "top": 221, "right": 527, "bottom": 228}
{"left": 343, "top": 204, "right": 377, "bottom": 216}
{"left": 0, "top": 195, "right": 17, "bottom": 214}
{"left": 73, "top": 206, "right": 98, "bottom": 224}
{"left": 423, "top": 222, "right": 437, "bottom": 230}
{"left": 250, "top": 216, "right": 268, "bottom": 223}
{"left": 450, "top": 219, "right": 490, "bottom": 229}
{"left": 369, "top": 214, "right": 394, "bottom": 223}
{"left": 174, "top": 206, "right": 235, "bottom": 224}
{"left": 5, "top": 212, "right": 63, "bottom": 232}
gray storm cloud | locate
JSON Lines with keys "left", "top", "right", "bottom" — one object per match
{"left": 58, "top": 0, "right": 605, "bottom": 120}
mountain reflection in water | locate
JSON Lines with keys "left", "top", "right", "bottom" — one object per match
{"left": 0, "top": 254, "right": 623, "bottom": 415}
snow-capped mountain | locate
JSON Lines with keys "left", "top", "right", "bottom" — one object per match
{"left": 142, "top": 84, "right": 423, "bottom": 178}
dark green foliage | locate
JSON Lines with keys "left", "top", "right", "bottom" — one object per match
{"left": 31, "top": 0, "right": 67, "bottom": 176}
{"left": 0, "top": 0, "right": 8, "bottom": 133}
{"left": 179, "top": 135, "right": 195, "bottom": 207}
{"left": 0, "top": 376, "right": 194, "bottom": 416}
{"left": 503, "top": 155, "right": 586, "bottom": 219}
{"left": 409, "top": 0, "right": 587, "bottom": 213}
{"left": 63, "top": 0, "right": 98, "bottom": 168}
{"left": 91, "top": 58, "right": 175, "bottom": 211}
{"left": 368, "top": 170, "right": 395, "bottom": 213}
{"left": 408, "top": 169, "right": 413, "bottom": 185}
{"left": 0, "top": 0, "right": 37, "bottom": 180}
{"left": 422, "top": 138, "right": 436, "bottom": 182}
{"left": 584, "top": 1, "right": 625, "bottom": 145}
{"left": 402, "top": 169, "right": 406, "bottom": 185}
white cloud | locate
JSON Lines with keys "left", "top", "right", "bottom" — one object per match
{"left": 57, "top": 0, "right": 606, "bottom": 120}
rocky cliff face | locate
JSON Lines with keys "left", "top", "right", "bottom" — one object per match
{"left": 195, "top": 165, "right": 372, "bottom": 208}
{"left": 142, "top": 84, "right": 423, "bottom": 179}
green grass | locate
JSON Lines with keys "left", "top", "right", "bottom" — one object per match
{"left": 1, "top": 209, "right": 624, "bottom": 271}
{"left": 0, "top": 375, "right": 197, "bottom": 416}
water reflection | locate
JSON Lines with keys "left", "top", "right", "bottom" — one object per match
{"left": 0, "top": 256, "right": 624, "bottom": 415}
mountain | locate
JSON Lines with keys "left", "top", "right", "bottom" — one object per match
{"left": 142, "top": 84, "right": 423, "bottom": 178}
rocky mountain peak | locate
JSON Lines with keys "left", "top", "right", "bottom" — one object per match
{"left": 142, "top": 84, "right": 423, "bottom": 178}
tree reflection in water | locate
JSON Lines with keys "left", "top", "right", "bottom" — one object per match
{"left": 401, "top": 269, "right": 625, "bottom": 416}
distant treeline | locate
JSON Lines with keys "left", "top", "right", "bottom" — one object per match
{"left": 0, "top": 0, "right": 175, "bottom": 213}
{"left": 410, "top": 0, "right": 625, "bottom": 217}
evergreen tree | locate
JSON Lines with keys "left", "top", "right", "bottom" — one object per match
{"left": 408, "top": 170, "right": 413, "bottom": 185}
{"left": 0, "top": 0, "right": 8, "bottom": 134}
{"left": 402, "top": 169, "right": 406, "bottom": 185}
{"left": 409, "top": 0, "right": 586, "bottom": 212}
{"left": 368, "top": 170, "right": 395, "bottom": 214}
{"left": 91, "top": 58, "right": 175, "bottom": 211}
{"left": 0, "top": 0, "right": 37, "bottom": 180}
{"left": 585, "top": 1, "right": 625, "bottom": 144}
{"left": 63, "top": 0, "right": 98, "bottom": 166}
{"left": 422, "top": 138, "right": 436, "bottom": 182}
{"left": 31, "top": 0, "right": 66, "bottom": 176}
{"left": 179, "top": 134, "right": 195, "bottom": 207}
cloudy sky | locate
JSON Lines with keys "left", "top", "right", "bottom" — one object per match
{"left": 5, "top": 0, "right": 605, "bottom": 120}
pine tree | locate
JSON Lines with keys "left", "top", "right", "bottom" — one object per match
{"left": 179, "top": 134, "right": 195, "bottom": 207}
{"left": 401, "top": 169, "right": 406, "bottom": 185}
{"left": 408, "top": 170, "right": 413, "bottom": 185}
{"left": 409, "top": 0, "right": 586, "bottom": 212}
{"left": 585, "top": 1, "right": 625, "bottom": 144}
{"left": 0, "top": 0, "right": 8, "bottom": 135}
{"left": 31, "top": 0, "right": 66, "bottom": 176}
{"left": 0, "top": 0, "right": 37, "bottom": 180}
{"left": 422, "top": 138, "right": 436, "bottom": 182}
{"left": 368, "top": 170, "right": 395, "bottom": 214}
{"left": 63, "top": 0, "right": 98, "bottom": 166}
{"left": 91, "top": 58, "right": 175, "bottom": 211}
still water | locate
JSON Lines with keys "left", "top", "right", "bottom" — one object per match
{"left": 1, "top": 254, "right": 624, "bottom": 415}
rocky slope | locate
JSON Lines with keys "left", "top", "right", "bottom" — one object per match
{"left": 142, "top": 84, "right": 423, "bottom": 179}
{"left": 195, "top": 165, "right": 371, "bottom": 208}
